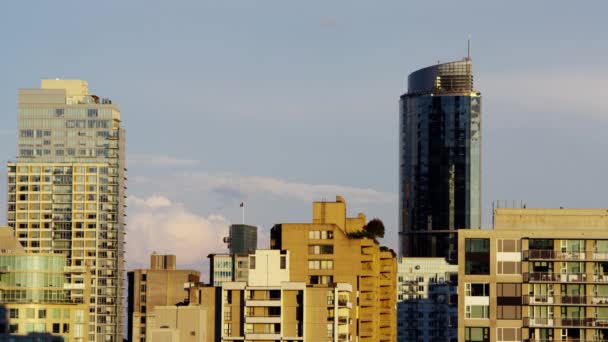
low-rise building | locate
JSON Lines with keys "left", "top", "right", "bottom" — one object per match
{"left": 127, "top": 254, "right": 200, "bottom": 342}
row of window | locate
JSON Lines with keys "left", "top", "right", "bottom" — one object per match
{"left": 308, "top": 230, "right": 334, "bottom": 240}
{"left": 308, "top": 260, "right": 334, "bottom": 270}
{"left": 20, "top": 148, "right": 112, "bottom": 158}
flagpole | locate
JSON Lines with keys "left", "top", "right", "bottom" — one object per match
{"left": 242, "top": 203, "right": 245, "bottom": 224}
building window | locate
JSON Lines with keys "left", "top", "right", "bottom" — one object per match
{"left": 497, "top": 239, "right": 520, "bottom": 252}
{"left": 38, "top": 309, "right": 46, "bottom": 319}
{"left": 140, "top": 317, "right": 146, "bottom": 324}
{"left": 141, "top": 306, "right": 146, "bottom": 313}
{"left": 465, "top": 283, "right": 490, "bottom": 296}
{"left": 308, "top": 230, "right": 334, "bottom": 240}
{"left": 465, "top": 238, "right": 490, "bottom": 275}
{"left": 309, "top": 275, "right": 333, "bottom": 285}
{"left": 280, "top": 256, "right": 286, "bottom": 269}
{"left": 496, "top": 283, "right": 522, "bottom": 320}
{"left": 224, "top": 306, "right": 231, "bottom": 320}
{"left": 465, "top": 305, "right": 489, "bottom": 319}
{"left": 223, "top": 323, "right": 232, "bottom": 335}
{"left": 55, "top": 108, "right": 64, "bottom": 116}
{"left": 52, "top": 323, "right": 60, "bottom": 334}
{"left": 9, "top": 324, "right": 18, "bottom": 334}
{"left": 497, "top": 261, "right": 521, "bottom": 275}
{"left": 249, "top": 256, "right": 256, "bottom": 269}
{"left": 497, "top": 327, "right": 521, "bottom": 341}
{"left": 308, "top": 245, "right": 334, "bottom": 254}
{"left": 225, "top": 291, "right": 232, "bottom": 304}
{"left": 465, "top": 327, "right": 489, "bottom": 342}
{"left": 308, "top": 260, "right": 333, "bottom": 270}
{"left": 87, "top": 109, "right": 98, "bottom": 117}
{"left": 9, "top": 308, "right": 18, "bottom": 319}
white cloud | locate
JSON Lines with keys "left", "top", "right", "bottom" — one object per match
{"left": 128, "top": 154, "right": 201, "bottom": 167}
{"left": 169, "top": 172, "right": 396, "bottom": 205}
{"left": 125, "top": 195, "right": 230, "bottom": 270}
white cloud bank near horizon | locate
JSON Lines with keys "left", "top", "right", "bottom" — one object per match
{"left": 125, "top": 195, "right": 230, "bottom": 270}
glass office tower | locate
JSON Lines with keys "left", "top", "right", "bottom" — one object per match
{"left": 399, "top": 59, "right": 481, "bottom": 262}
{"left": 7, "top": 80, "right": 126, "bottom": 342}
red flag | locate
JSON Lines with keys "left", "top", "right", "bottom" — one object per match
{"left": 240, "top": 202, "right": 244, "bottom": 207}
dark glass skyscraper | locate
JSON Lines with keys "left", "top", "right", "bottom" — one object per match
{"left": 228, "top": 224, "right": 258, "bottom": 255}
{"left": 399, "top": 58, "right": 481, "bottom": 262}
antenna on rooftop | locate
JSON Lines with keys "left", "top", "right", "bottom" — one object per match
{"left": 467, "top": 34, "right": 471, "bottom": 60}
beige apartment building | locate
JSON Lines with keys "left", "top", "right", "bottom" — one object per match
{"left": 270, "top": 196, "right": 397, "bottom": 342}
{"left": 7, "top": 79, "right": 126, "bottom": 341}
{"left": 0, "top": 227, "right": 90, "bottom": 341}
{"left": 127, "top": 254, "right": 200, "bottom": 342}
{"left": 458, "top": 208, "right": 608, "bottom": 342}
{"left": 220, "top": 249, "right": 354, "bottom": 341}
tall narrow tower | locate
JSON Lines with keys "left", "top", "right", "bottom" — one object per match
{"left": 399, "top": 59, "right": 481, "bottom": 262}
{"left": 7, "top": 80, "right": 126, "bottom": 341}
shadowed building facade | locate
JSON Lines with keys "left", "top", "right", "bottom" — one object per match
{"left": 399, "top": 59, "right": 482, "bottom": 261}
{"left": 127, "top": 254, "right": 200, "bottom": 342}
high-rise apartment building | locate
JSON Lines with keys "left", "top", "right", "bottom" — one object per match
{"left": 270, "top": 196, "right": 397, "bottom": 342}
{"left": 458, "top": 208, "right": 608, "bottom": 342}
{"left": 397, "top": 257, "right": 458, "bottom": 341}
{"left": 226, "top": 224, "right": 257, "bottom": 255}
{"left": 6, "top": 80, "right": 126, "bottom": 341}
{"left": 0, "top": 227, "right": 90, "bottom": 341}
{"left": 127, "top": 254, "right": 200, "bottom": 342}
{"left": 399, "top": 59, "right": 481, "bottom": 261}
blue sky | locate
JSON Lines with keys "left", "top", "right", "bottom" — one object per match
{"left": 1, "top": 1, "right": 607, "bottom": 275}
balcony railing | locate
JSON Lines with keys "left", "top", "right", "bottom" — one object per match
{"left": 524, "top": 250, "right": 586, "bottom": 260}
{"left": 524, "top": 250, "right": 608, "bottom": 261}
{"left": 524, "top": 316, "right": 608, "bottom": 327}
{"left": 524, "top": 295, "right": 608, "bottom": 305}
{"left": 524, "top": 272, "right": 587, "bottom": 283}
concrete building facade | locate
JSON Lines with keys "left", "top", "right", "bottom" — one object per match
{"left": 7, "top": 80, "right": 126, "bottom": 341}
{"left": 220, "top": 249, "right": 354, "bottom": 341}
{"left": 270, "top": 196, "right": 397, "bottom": 342}
{"left": 458, "top": 208, "right": 608, "bottom": 342}
{"left": 0, "top": 227, "right": 90, "bottom": 341}
{"left": 127, "top": 254, "right": 200, "bottom": 342}
{"left": 397, "top": 257, "right": 458, "bottom": 341}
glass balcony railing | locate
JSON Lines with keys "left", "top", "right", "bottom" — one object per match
{"left": 524, "top": 316, "right": 608, "bottom": 328}
{"left": 524, "top": 250, "right": 608, "bottom": 261}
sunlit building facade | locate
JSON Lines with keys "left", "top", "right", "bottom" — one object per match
{"left": 458, "top": 208, "right": 608, "bottom": 342}
{"left": 6, "top": 80, "right": 126, "bottom": 341}
{"left": 0, "top": 227, "right": 90, "bottom": 341}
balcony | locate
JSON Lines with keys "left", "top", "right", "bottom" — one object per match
{"left": 524, "top": 250, "right": 586, "bottom": 261}
{"left": 337, "top": 298, "right": 352, "bottom": 308}
{"left": 524, "top": 272, "right": 587, "bottom": 283}
{"left": 524, "top": 295, "right": 608, "bottom": 305}
{"left": 524, "top": 316, "right": 608, "bottom": 328}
